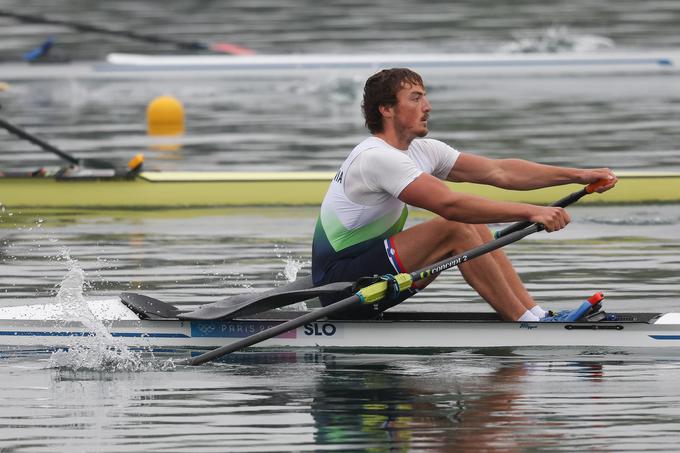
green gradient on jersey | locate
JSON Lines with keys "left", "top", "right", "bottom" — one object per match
{"left": 319, "top": 205, "right": 409, "bottom": 252}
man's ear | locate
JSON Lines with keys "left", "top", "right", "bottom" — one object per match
{"left": 378, "top": 104, "right": 393, "bottom": 119}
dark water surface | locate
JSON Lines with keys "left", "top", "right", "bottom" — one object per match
{"left": 2, "top": 1, "right": 680, "bottom": 451}
{"left": 2, "top": 205, "right": 680, "bottom": 451}
{"left": 4, "top": 351, "right": 680, "bottom": 452}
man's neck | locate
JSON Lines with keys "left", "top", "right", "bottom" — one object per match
{"left": 374, "top": 131, "right": 412, "bottom": 151}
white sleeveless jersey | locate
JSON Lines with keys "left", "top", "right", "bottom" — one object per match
{"left": 315, "top": 136, "right": 459, "bottom": 254}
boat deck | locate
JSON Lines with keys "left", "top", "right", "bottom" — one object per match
{"left": 242, "top": 310, "right": 662, "bottom": 324}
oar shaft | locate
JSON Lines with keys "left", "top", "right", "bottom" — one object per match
{"left": 413, "top": 223, "right": 542, "bottom": 282}
{"left": 184, "top": 294, "right": 362, "bottom": 366}
{"left": 187, "top": 223, "right": 543, "bottom": 366}
{"left": 0, "top": 10, "right": 207, "bottom": 51}
{"left": 494, "top": 179, "right": 609, "bottom": 239}
{"left": 0, "top": 117, "right": 78, "bottom": 165}
{"left": 185, "top": 181, "right": 606, "bottom": 365}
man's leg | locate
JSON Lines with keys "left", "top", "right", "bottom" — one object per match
{"left": 316, "top": 238, "right": 420, "bottom": 319}
{"left": 475, "top": 222, "right": 538, "bottom": 312}
{"left": 390, "top": 217, "right": 536, "bottom": 320}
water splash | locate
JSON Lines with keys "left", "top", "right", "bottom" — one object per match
{"left": 274, "top": 246, "right": 311, "bottom": 311}
{"left": 274, "top": 245, "right": 309, "bottom": 283}
{"left": 499, "top": 26, "right": 615, "bottom": 53}
{"left": 48, "top": 249, "right": 173, "bottom": 372}
{"left": 281, "top": 256, "right": 305, "bottom": 282}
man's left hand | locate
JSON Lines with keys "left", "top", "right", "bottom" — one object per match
{"left": 582, "top": 168, "right": 617, "bottom": 192}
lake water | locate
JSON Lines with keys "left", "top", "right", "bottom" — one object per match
{"left": 1, "top": 1, "right": 680, "bottom": 451}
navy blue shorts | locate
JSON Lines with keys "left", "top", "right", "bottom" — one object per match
{"left": 317, "top": 237, "right": 416, "bottom": 319}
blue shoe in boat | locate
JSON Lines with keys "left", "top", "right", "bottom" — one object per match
{"left": 540, "top": 310, "right": 573, "bottom": 322}
{"left": 541, "top": 294, "right": 604, "bottom": 322}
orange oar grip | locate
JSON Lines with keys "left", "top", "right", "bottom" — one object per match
{"left": 587, "top": 291, "right": 605, "bottom": 305}
{"left": 585, "top": 178, "right": 610, "bottom": 194}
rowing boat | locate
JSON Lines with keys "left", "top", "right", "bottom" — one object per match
{"left": 2, "top": 50, "right": 679, "bottom": 81}
{"left": 1, "top": 182, "right": 676, "bottom": 360}
{"left": 0, "top": 11, "right": 677, "bottom": 81}
{"left": 1, "top": 90, "right": 678, "bottom": 210}
{"left": 1, "top": 170, "right": 679, "bottom": 209}
{"left": 1, "top": 299, "right": 679, "bottom": 352}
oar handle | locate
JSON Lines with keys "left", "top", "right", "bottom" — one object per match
{"left": 584, "top": 178, "right": 610, "bottom": 194}
{"left": 0, "top": 116, "right": 79, "bottom": 165}
{"left": 494, "top": 179, "right": 610, "bottom": 239}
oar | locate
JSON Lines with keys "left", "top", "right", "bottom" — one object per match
{"left": 125, "top": 176, "right": 604, "bottom": 320}
{"left": 183, "top": 180, "right": 608, "bottom": 366}
{"left": 0, "top": 10, "right": 254, "bottom": 55}
{"left": 0, "top": 116, "right": 78, "bottom": 165}
{"left": 184, "top": 224, "right": 543, "bottom": 365}
{"left": 0, "top": 116, "right": 116, "bottom": 169}
{"left": 136, "top": 180, "right": 609, "bottom": 322}
{"left": 494, "top": 179, "right": 610, "bottom": 239}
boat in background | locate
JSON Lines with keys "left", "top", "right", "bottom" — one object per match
{"left": 2, "top": 170, "right": 679, "bottom": 209}
{"left": 2, "top": 50, "right": 678, "bottom": 81}
{"left": 1, "top": 114, "right": 677, "bottom": 209}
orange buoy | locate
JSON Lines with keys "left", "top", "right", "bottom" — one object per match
{"left": 146, "top": 95, "right": 185, "bottom": 136}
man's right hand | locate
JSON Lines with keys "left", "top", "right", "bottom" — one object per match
{"left": 529, "top": 206, "right": 571, "bottom": 232}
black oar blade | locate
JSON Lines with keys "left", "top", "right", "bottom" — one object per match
{"left": 120, "top": 292, "right": 182, "bottom": 319}
{"left": 179, "top": 276, "right": 354, "bottom": 320}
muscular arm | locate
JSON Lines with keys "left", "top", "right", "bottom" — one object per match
{"left": 398, "top": 173, "right": 570, "bottom": 231}
{"left": 448, "top": 153, "right": 617, "bottom": 192}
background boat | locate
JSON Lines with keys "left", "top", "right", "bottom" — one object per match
{"left": 2, "top": 50, "right": 678, "bottom": 81}
{"left": 2, "top": 169, "right": 680, "bottom": 209}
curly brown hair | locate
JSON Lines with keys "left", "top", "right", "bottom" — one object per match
{"left": 361, "top": 68, "right": 424, "bottom": 134}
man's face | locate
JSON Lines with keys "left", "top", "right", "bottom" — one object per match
{"left": 391, "top": 82, "right": 431, "bottom": 139}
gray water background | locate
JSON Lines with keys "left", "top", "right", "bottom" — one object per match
{"left": 1, "top": 1, "right": 680, "bottom": 451}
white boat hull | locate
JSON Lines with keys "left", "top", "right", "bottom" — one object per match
{"left": 1, "top": 307, "right": 679, "bottom": 352}
{"left": 3, "top": 51, "right": 678, "bottom": 81}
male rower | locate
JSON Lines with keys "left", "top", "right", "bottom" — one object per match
{"left": 311, "top": 68, "right": 617, "bottom": 321}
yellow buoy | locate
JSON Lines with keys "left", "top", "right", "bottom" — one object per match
{"left": 0, "top": 82, "right": 9, "bottom": 92}
{"left": 146, "top": 95, "right": 185, "bottom": 136}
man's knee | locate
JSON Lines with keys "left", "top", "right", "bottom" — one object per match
{"left": 438, "top": 219, "right": 486, "bottom": 248}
